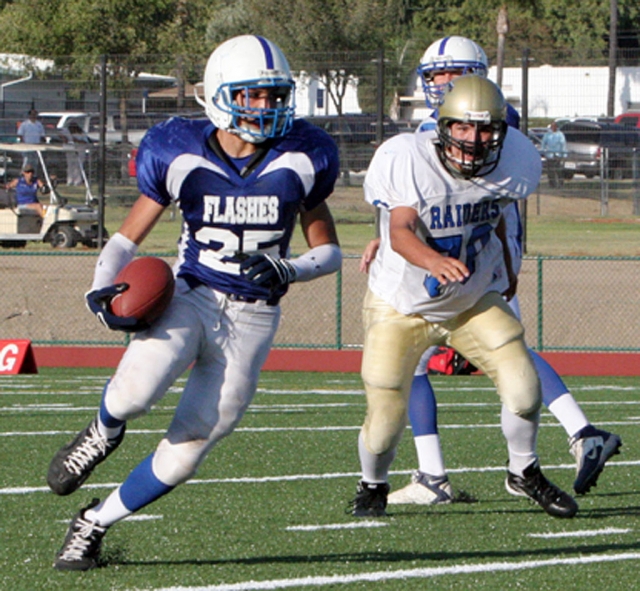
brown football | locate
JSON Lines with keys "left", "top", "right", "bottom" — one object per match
{"left": 110, "top": 257, "right": 175, "bottom": 323}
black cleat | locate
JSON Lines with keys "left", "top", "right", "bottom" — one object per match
{"left": 47, "top": 418, "right": 125, "bottom": 496}
{"left": 54, "top": 499, "right": 108, "bottom": 571}
{"left": 570, "top": 426, "right": 622, "bottom": 495}
{"left": 348, "top": 480, "right": 390, "bottom": 517}
{"left": 506, "top": 461, "right": 578, "bottom": 518}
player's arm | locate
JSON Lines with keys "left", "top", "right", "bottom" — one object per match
{"left": 85, "top": 194, "right": 167, "bottom": 331}
{"left": 495, "top": 213, "right": 517, "bottom": 301}
{"left": 241, "top": 201, "right": 342, "bottom": 289}
{"left": 90, "top": 194, "right": 166, "bottom": 291}
{"left": 389, "top": 206, "right": 469, "bottom": 286}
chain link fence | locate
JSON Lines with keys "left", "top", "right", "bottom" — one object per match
{"left": 0, "top": 50, "right": 638, "bottom": 353}
{"left": 1, "top": 252, "right": 638, "bottom": 352}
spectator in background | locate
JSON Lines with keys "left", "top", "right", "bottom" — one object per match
{"left": 541, "top": 121, "right": 567, "bottom": 188}
{"left": 62, "top": 121, "right": 91, "bottom": 186}
{"left": 17, "top": 109, "right": 45, "bottom": 172}
{"left": 5, "top": 164, "right": 47, "bottom": 217}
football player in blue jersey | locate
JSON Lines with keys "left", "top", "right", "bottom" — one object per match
{"left": 359, "top": 35, "right": 621, "bottom": 509}
{"left": 48, "top": 35, "right": 342, "bottom": 571}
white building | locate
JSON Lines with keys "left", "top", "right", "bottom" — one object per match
{"left": 399, "top": 64, "right": 640, "bottom": 122}
{"left": 294, "top": 71, "right": 362, "bottom": 117}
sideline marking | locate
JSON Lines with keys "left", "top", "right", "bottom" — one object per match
{"left": 147, "top": 552, "right": 640, "bottom": 590}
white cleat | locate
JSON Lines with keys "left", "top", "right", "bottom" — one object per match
{"left": 387, "top": 471, "right": 454, "bottom": 505}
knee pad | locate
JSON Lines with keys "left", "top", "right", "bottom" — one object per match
{"left": 153, "top": 437, "right": 210, "bottom": 487}
{"left": 492, "top": 340, "right": 541, "bottom": 417}
{"left": 361, "top": 385, "right": 410, "bottom": 455}
{"left": 104, "top": 375, "right": 152, "bottom": 421}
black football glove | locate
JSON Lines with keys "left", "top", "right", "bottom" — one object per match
{"left": 85, "top": 284, "right": 149, "bottom": 333}
{"left": 240, "top": 254, "right": 297, "bottom": 291}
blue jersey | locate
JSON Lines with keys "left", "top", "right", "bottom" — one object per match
{"left": 15, "top": 176, "right": 39, "bottom": 205}
{"left": 136, "top": 117, "right": 339, "bottom": 301}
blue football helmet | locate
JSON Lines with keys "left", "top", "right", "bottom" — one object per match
{"left": 196, "top": 35, "right": 296, "bottom": 143}
{"left": 417, "top": 36, "right": 488, "bottom": 108}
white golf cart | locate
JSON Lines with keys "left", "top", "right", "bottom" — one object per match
{"left": 0, "top": 143, "right": 106, "bottom": 249}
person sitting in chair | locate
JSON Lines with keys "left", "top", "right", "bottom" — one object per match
{"left": 5, "top": 164, "right": 47, "bottom": 217}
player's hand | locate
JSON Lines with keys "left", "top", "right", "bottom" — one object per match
{"left": 502, "top": 269, "right": 518, "bottom": 301}
{"left": 240, "top": 254, "right": 297, "bottom": 290}
{"left": 425, "top": 255, "right": 470, "bottom": 297}
{"left": 85, "top": 284, "right": 149, "bottom": 333}
{"left": 359, "top": 238, "right": 381, "bottom": 274}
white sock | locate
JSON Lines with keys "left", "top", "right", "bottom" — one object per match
{"left": 84, "top": 487, "right": 131, "bottom": 528}
{"left": 547, "top": 393, "right": 590, "bottom": 438}
{"left": 96, "top": 415, "right": 124, "bottom": 440}
{"left": 501, "top": 405, "right": 539, "bottom": 477}
{"left": 358, "top": 431, "right": 395, "bottom": 483}
{"left": 415, "top": 434, "right": 446, "bottom": 477}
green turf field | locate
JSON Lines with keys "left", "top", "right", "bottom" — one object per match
{"left": 1, "top": 368, "right": 638, "bottom": 590}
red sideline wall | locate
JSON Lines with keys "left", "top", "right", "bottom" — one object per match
{"left": 32, "top": 346, "right": 640, "bottom": 376}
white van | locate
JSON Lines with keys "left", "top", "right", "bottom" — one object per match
{"left": 38, "top": 111, "right": 162, "bottom": 146}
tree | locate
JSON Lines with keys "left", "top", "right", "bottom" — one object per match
{"left": 241, "top": 0, "right": 411, "bottom": 116}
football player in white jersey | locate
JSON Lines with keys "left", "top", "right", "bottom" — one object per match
{"left": 349, "top": 74, "right": 579, "bottom": 520}
{"left": 361, "top": 35, "right": 621, "bottom": 507}
{"left": 47, "top": 35, "right": 342, "bottom": 571}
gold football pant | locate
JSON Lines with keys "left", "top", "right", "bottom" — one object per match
{"left": 360, "top": 289, "right": 540, "bottom": 456}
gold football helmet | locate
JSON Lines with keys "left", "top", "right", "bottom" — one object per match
{"left": 436, "top": 75, "right": 508, "bottom": 178}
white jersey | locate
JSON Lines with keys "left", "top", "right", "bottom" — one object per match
{"left": 364, "top": 126, "right": 540, "bottom": 321}
{"left": 503, "top": 200, "right": 523, "bottom": 275}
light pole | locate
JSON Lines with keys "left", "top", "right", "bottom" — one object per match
{"left": 496, "top": 5, "right": 509, "bottom": 89}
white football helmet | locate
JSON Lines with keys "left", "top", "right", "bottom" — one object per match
{"left": 436, "top": 75, "right": 507, "bottom": 179}
{"left": 417, "top": 36, "right": 488, "bottom": 108}
{"left": 195, "top": 35, "right": 295, "bottom": 143}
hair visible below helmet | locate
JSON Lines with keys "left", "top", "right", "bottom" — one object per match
{"left": 436, "top": 75, "right": 507, "bottom": 179}
{"left": 195, "top": 35, "right": 295, "bottom": 143}
{"left": 417, "top": 36, "right": 488, "bottom": 108}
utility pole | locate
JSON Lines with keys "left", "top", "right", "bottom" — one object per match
{"left": 496, "top": 6, "right": 509, "bottom": 89}
{"left": 607, "top": 0, "right": 618, "bottom": 116}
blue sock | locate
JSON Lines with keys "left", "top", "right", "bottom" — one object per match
{"left": 99, "top": 379, "right": 126, "bottom": 430}
{"left": 530, "top": 350, "right": 569, "bottom": 407}
{"left": 408, "top": 374, "right": 438, "bottom": 436}
{"left": 119, "top": 454, "right": 174, "bottom": 513}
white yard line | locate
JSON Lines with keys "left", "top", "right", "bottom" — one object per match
{"left": 4, "top": 459, "right": 640, "bottom": 496}
{"left": 286, "top": 522, "right": 388, "bottom": 531}
{"left": 529, "top": 527, "right": 631, "bottom": 539}
{"left": 143, "top": 552, "right": 640, "bottom": 591}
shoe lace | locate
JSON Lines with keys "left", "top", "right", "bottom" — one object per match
{"left": 63, "top": 424, "right": 108, "bottom": 475}
{"left": 59, "top": 516, "right": 106, "bottom": 561}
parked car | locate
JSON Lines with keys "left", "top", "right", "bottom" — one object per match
{"left": 614, "top": 112, "right": 640, "bottom": 130}
{"left": 304, "top": 114, "right": 400, "bottom": 171}
{"left": 527, "top": 127, "right": 548, "bottom": 172}
{"left": 558, "top": 120, "right": 640, "bottom": 180}
{"left": 39, "top": 111, "right": 169, "bottom": 146}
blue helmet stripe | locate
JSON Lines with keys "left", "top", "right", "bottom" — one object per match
{"left": 437, "top": 36, "right": 451, "bottom": 57}
{"left": 255, "top": 35, "right": 274, "bottom": 69}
